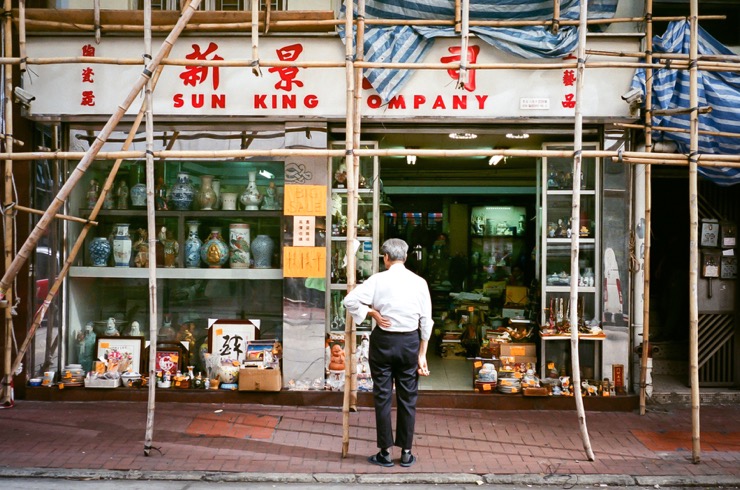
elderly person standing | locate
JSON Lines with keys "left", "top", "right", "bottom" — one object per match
{"left": 343, "top": 238, "right": 433, "bottom": 468}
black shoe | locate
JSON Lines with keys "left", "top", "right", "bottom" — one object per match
{"left": 368, "top": 451, "right": 394, "bottom": 467}
{"left": 400, "top": 451, "right": 416, "bottom": 467}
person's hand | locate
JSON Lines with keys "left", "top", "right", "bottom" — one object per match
{"left": 371, "top": 309, "right": 391, "bottom": 328}
{"left": 417, "top": 355, "right": 430, "bottom": 376}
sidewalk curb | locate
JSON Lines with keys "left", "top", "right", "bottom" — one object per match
{"left": 1, "top": 467, "right": 739, "bottom": 487}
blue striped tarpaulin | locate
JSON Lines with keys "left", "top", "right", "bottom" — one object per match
{"left": 631, "top": 21, "right": 740, "bottom": 186}
{"left": 339, "top": 0, "right": 618, "bottom": 102}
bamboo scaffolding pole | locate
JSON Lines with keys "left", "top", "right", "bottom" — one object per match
{"left": 348, "top": 0, "right": 367, "bottom": 412}
{"left": 1, "top": 0, "right": 14, "bottom": 406}
{"left": 639, "top": 0, "right": 654, "bottom": 416}
{"left": 616, "top": 122, "right": 740, "bottom": 140}
{"left": 16, "top": 14, "right": 725, "bottom": 33}
{"left": 0, "top": 0, "right": 203, "bottom": 298}
{"left": 143, "top": 0, "right": 159, "bottom": 458}
{"left": 617, "top": 157, "right": 740, "bottom": 168}
{"left": 264, "top": 0, "right": 270, "bottom": 35}
{"left": 569, "top": 0, "right": 595, "bottom": 462}
{"left": 586, "top": 48, "right": 740, "bottom": 63}
{"left": 454, "top": 0, "right": 461, "bottom": 33}
{"left": 250, "top": 0, "right": 260, "bottom": 76}
{"left": 552, "top": 0, "right": 560, "bottom": 34}
{"left": 341, "top": 0, "right": 356, "bottom": 460}
{"left": 688, "top": 0, "right": 701, "bottom": 465}
{"left": 18, "top": 0, "right": 25, "bottom": 73}
{"left": 93, "top": 0, "right": 101, "bottom": 44}
{"left": 457, "top": 0, "right": 470, "bottom": 90}
{"left": 10, "top": 204, "right": 98, "bottom": 226}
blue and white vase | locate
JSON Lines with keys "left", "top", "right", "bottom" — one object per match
{"left": 89, "top": 237, "right": 111, "bottom": 267}
{"left": 112, "top": 223, "right": 132, "bottom": 267}
{"left": 130, "top": 182, "right": 147, "bottom": 208}
{"left": 169, "top": 172, "right": 195, "bottom": 211}
{"left": 184, "top": 220, "right": 202, "bottom": 268}
{"left": 200, "top": 227, "right": 229, "bottom": 268}
{"left": 251, "top": 234, "right": 274, "bottom": 269}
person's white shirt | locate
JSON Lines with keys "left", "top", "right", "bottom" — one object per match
{"left": 343, "top": 262, "right": 433, "bottom": 341}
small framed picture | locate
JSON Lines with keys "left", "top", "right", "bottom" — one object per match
{"left": 152, "top": 342, "right": 186, "bottom": 376}
{"left": 96, "top": 336, "right": 145, "bottom": 374}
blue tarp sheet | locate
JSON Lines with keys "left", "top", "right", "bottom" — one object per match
{"left": 339, "top": 0, "right": 618, "bottom": 102}
{"left": 631, "top": 21, "right": 740, "bottom": 186}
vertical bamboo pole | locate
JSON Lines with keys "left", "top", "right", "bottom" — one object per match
{"left": 348, "top": 0, "right": 366, "bottom": 411}
{"left": 687, "top": 0, "right": 701, "bottom": 464}
{"left": 454, "top": 0, "right": 461, "bottom": 33}
{"left": 639, "top": 0, "right": 654, "bottom": 416}
{"left": 94, "top": 0, "right": 101, "bottom": 44}
{"left": 250, "top": 0, "right": 261, "bottom": 76}
{"left": 341, "top": 0, "right": 357, "bottom": 459}
{"left": 552, "top": 0, "right": 561, "bottom": 33}
{"left": 569, "top": 0, "right": 595, "bottom": 461}
{"left": 142, "top": 0, "right": 159, "bottom": 457}
{"left": 18, "top": 0, "right": 26, "bottom": 73}
{"left": 1, "top": 0, "right": 15, "bottom": 406}
{"left": 0, "top": 0, "right": 203, "bottom": 299}
{"left": 457, "top": 0, "right": 470, "bottom": 89}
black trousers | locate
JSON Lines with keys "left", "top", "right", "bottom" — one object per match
{"left": 369, "top": 328, "right": 420, "bottom": 450}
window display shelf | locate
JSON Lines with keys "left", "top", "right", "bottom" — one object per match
{"left": 81, "top": 209, "right": 282, "bottom": 219}
{"left": 330, "top": 236, "right": 372, "bottom": 242}
{"left": 546, "top": 237, "right": 595, "bottom": 244}
{"left": 546, "top": 189, "right": 596, "bottom": 196}
{"left": 545, "top": 286, "right": 597, "bottom": 293}
{"left": 69, "top": 266, "right": 282, "bottom": 280}
{"left": 541, "top": 334, "right": 606, "bottom": 340}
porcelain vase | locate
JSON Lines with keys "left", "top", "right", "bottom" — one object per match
{"left": 251, "top": 234, "right": 274, "bottom": 269}
{"left": 196, "top": 175, "right": 217, "bottom": 210}
{"left": 221, "top": 192, "right": 238, "bottom": 210}
{"left": 228, "top": 223, "right": 250, "bottom": 269}
{"left": 239, "top": 170, "right": 262, "bottom": 210}
{"left": 200, "top": 228, "right": 229, "bottom": 268}
{"left": 130, "top": 183, "right": 147, "bottom": 208}
{"left": 112, "top": 223, "right": 132, "bottom": 267}
{"left": 170, "top": 172, "right": 195, "bottom": 211}
{"left": 184, "top": 221, "right": 202, "bottom": 268}
{"left": 89, "top": 237, "right": 111, "bottom": 267}
{"left": 211, "top": 178, "right": 221, "bottom": 209}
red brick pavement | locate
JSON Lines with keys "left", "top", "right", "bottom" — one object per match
{"left": 0, "top": 401, "right": 738, "bottom": 477}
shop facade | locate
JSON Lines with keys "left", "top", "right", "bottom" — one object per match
{"left": 15, "top": 10, "right": 646, "bottom": 403}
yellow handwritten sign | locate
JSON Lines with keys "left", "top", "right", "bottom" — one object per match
{"left": 284, "top": 184, "right": 326, "bottom": 216}
{"left": 284, "top": 246, "right": 326, "bottom": 278}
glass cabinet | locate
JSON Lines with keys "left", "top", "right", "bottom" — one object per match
{"left": 326, "top": 142, "right": 380, "bottom": 333}
{"left": 539, "top": 143, "right": 603, "bottom": 379}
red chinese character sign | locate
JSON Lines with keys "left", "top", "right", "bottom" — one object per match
{"left": 24, "top": 36, "right": 635, "bottom": 118}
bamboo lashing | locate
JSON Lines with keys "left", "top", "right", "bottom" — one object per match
{"left": 688, "top": 0, "right": 701, "bottom": 464}
{"left": 569, "top": 0, "right": 595, "bottom": 462}
{"left": 341, "top": 0, "right": 356, "bottom": 460}
{"left": 0, "top": 0, "right": 204, "bottom": 298}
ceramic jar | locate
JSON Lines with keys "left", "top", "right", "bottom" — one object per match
{"left": 200, "top": 227, "right": 229, "bottom": 268}
{"left": 228, "top": 223, "right": 250, "bottom": 268}
{"left": 196, "top": 175, "right": 217, "bottom": 210}
{"left": 89, "top": 237, "right": 111, "bottom": 267}
{"left": 170, "top": 172, "right": 195, "bottom": 211}
{"left": 129, "top": 163, "right": 147, "bottom": 208}
{"left": 112, "top": 223, "right": 132, "bottom": 267}
{"left": 218, "top": 363, "right": 239, "bottom": 386}
{"left": 240, "top": 170, "right": 262, "bottom": 210}
{"left": 184, "top": 220, "right": 202, "bottom": 268}
{"left": 221, "top": 192, "right": 238, "bottom": 211}
{"left": 211, "top": 178, "right": 221, "bottom": 209}
{"left": 251, "top": 234, "right": 274, "bottom": 269}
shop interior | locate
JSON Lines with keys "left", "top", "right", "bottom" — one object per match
{"left": 352, "top": 125, "right": 600, "bottom": 391}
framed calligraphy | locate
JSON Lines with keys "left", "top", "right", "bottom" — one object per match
{"left": 207, "top": 319, "right": 260, "bottom": 363}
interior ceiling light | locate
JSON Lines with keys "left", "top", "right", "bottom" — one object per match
{"left": 448, "top": 132, "right": 478, "bottom": 140}
{"left": 406, "top": 154, "right": 417, "bottom": 165}
{"left": 488, "top": 155, "right": 505, "bottom": 166}
{"left": 258, "top": 169, "right": 275, "bottom": 179}
{"left": 506, "top": 132, "right": 530, "bottom": 139}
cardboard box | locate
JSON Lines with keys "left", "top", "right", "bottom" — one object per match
{"left": 500, "top": 343, "right": 536, "bottom": 358}
{"left": 238, "top": 368, "right": 282, "bottom": 392}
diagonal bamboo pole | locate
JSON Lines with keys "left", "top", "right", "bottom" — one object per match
{"left": 688, "top": 0, "right": 701, "bottom": 465}
{"left": 341, "top": 0, "right": 356, "bottom": 460}
{"left": 569, "top": 0, "right": 595, "bottom": 462}
{"left": 639, "top": 0, "right": 654, "bottom": 416}
{"left": 0, "top": 0, "right": 203, "bottom": 299}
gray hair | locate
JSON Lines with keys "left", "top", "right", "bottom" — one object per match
{"left": 381, "top": 238, "right": 408, "bottom": 262}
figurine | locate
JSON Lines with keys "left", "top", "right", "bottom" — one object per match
{"left": 176, "top": 321, "right": 196, "bottom": 354}
{"left": 155, "top": 177, "right": 169, "bottom": 211}
{"left": 332, "top": 164, "right": 347, "bottom": 188}
{"left": 261, "top": 181, "right": 280, "bottom": 210}
{"left": 356, "top": 334, "right": 370, "bottom": 375}
{"left": 328, "top": 343, "right": 345, "bottom": 371}
{"left": 116, "top": 180, "right": 129, "bottom": 210}
{"left": 77, "top": 322, "right": 96, "bottom": 373}
{"left": 104, "top": 317, "right": 119, "bottom": 336}
{"left": 86, "top": 179, "right": 100, "bottom": 209}
{"left": 163, "top": 229, "right": 179, "bottom": 268}
{"left": 159, "top": 314, "right": 177, "bottom": 342}
{"left": 133, "top": 228, "right": 149, "bottom": 268}
{"left": 103, "top": 188, "right": 115, "bottom": 210}
{"left": 129, "top": 320, "right": 142, "bottom": 337}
